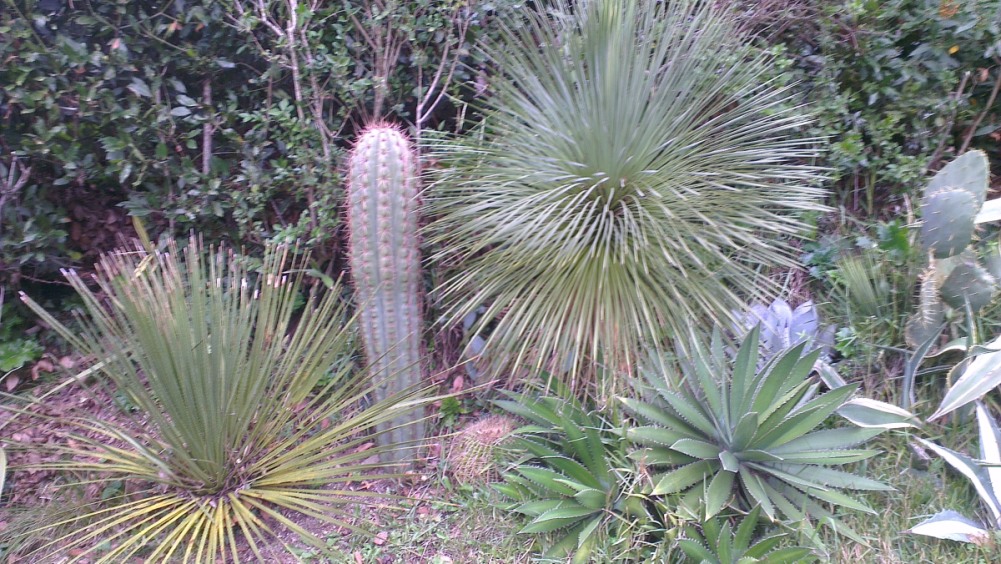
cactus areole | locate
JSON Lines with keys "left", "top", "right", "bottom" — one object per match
{"left": 346, "top": 124, "right": 425, "bottom": 464}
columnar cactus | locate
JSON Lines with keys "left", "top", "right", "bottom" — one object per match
{"left": 906, "top": 150, "right": 998, "bottom": 346}
{"left": 347, "top": 124, "right": 424, "bottom": 464}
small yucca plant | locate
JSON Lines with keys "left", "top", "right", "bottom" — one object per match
{"left": 14, "top": 238, "right": 430, "bottom": 562}
{"left": 621, "top": 327, "right": 891, "bottom": 544}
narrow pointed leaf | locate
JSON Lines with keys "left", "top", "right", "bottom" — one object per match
{"left": 837, "top": 398, "right": 919, "bottom": 429}
{"left": 906, "top": 510, "right": 991, "bottom": 544}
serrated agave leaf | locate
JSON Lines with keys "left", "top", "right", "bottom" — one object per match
{"left": 731, "top": 411, "right": 760, "bottom": 451}
{"left": 521, "top": 508, "right": 594, "bottom": 534}
{"left": 660, "top": 390, "right": 718, "bottom": 437}
{"left": 651, "top": 460, "right": 714, "bottom": 495}
{"left": 837, "top": 398, "right": 919, "bottom": 429}
{"left": 815, "top": 361, "right": 847, "bottom": 389}
{"left": 676, "top": 538, "right": 715, "bottom": 562}
{"left": 752, "top": 349, "right": 817, "bottom": 418}
{"left": 719, "top": 450, "right": 741, "bottom": 472}
{"left": 495, "top": 398, "right": 560, "bottom": 428}
{"left": 906, "top": 510, "right": 991, "bottom": 544}
{"left": 628, "top": 446, "right": 695, "bottom": 466}
{"left": 517, "top": 466, "right": 579, "bottom": 497}
{"left": 780, "top": 463, "right": 891, "bottom": 490}
{"left": 733, "top": 505, "right": 763, "bottom": 552}
{"left": 771, "top": 427, "right": 883, "bottom": 453}
{"left": 539, "top": 456, "right": 603, "bottom": 490}
{"left": 731, "top": 325, "right": 762, "bottom": 422}
{"left": 931, "top": 334, "right": 1001, "bottom": 420}
{"left": 513, "top": 499, "right": 569, "bottom": 517}
{"left": 672, "top": 438, "right": 724, "bottom": 460}
{"left": 626, "top": 425, "right": 699, "bottom": 448}
{"left": 618, "top": 397, "right": 698, "bottom": 433}
{"left": 914, "top": 437, "right": 1001, "bottom": 524}
{"left": 573, "top": 488, "right": 607, "bottom": 510}
{"left": 740, "top": 468, "right": 776, "bottom": 520}
{"left": 755, "top": 385, "right": 858, "bottom": 449}
{"left": 753, "top": 449, "right": 877, "bottom": 465}
{"left": 705, "top": 469, "right": 736, "bottom": 519}
{"left": 577, "top": 516, "right": 602, "bottom": 549}
{"left": 975, "top": 402, "right": 1001, "bottom": 524}
{"left": 800, "top": 487, "right": 877, "bottom": 514}
{"left": 976, "top": 198, "right": 1001, "bottom": 224}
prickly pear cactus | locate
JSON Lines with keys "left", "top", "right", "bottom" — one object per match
{"left": 347, "top": 124, "right": 424, "bottom": 464}
{"left": 940, "top": 252, "right": 998, "bottom": 311}
{"left": 920, "top": 187, "right": 978, "bottom": 259}
{"left": 913, "top": 150, "right": 999, "bottom": 320}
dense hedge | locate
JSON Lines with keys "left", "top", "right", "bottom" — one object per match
{"left": 1, "top": 0, "right": 999, "bottom": 288}
{"left": 0, "top": 0, "right": 513, "bottom": 285}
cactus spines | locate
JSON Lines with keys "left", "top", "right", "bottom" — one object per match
{"left": 940, "top": 254, "right": 998, "bottom": 312}
{"left": 905, "top": 269, "right": 945, "bottom": 348}
{"left": 347, "top": 124, "right": 424, "bottom": 464}
{"left": 446, "top": 415, "right": 517, "bottom": 484}
{"left": 920, "top": 187, "right": 978, "bottom": 258}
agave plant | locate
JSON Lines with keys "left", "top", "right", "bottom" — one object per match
{"left": 13, "top": 238, "right": 431, "bottom": 562}
{"left": 425, "top": 0, "right": 826, "bottom": 393}
{"left": 621, "top": 327, "right": 891, "bottom": 544}
{"left": 676, "top": 506, "right": 815, "bottom": 564}
{"left": 494, "top": 382, "right": 659, "bottom": 563}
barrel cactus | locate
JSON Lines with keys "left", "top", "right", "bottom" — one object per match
{"left": 906, "top": 150, "right": 998, "bottom": 345}
{"left": 347, "top": 124, "right": 425, "bottom": 464}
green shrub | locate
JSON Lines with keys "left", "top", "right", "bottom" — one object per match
{"left": 0, "top": 0, "right": 516, "bottom": 284}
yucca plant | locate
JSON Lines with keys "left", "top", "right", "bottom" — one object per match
{"left": 13, "top": 238, "right": 431, "bottom": 562}
{"left": 425, "top": 0, "right": 826, "bottom": 394}
{"left": 676, "top": 506, "right": 815, "bottom": 564}
{"left": 621, "top": 327, "right": 891, "bottom": 545}
{"left": 494, "top": 382, "right": 660, "bottom": 563}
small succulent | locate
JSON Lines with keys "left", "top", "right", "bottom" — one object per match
{"left": 494, "top": 383, "right": 657, "bottom": 563}
{"left": 676, "top": 506, "right": 815, "bottom": 564}
{"left": 621, "top": 327, "right": 891, "bottom": 544}
{"left": 446, "top": 414, "right": 517, "bottom": 485}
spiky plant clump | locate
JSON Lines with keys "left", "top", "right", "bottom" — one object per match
{"left": 14, "top": 238, "right": 429, "bottom": 563}
{"left": 446, "top": 414, "right": 518, "bottom": 485}
{"left": 347, "top": 123, "right": 425, "bottom": 463}
{"left": 621, "top": 327, "right": 891, "bottom": 547}
{"left": 676, "top": 506, "right": 815, "bottom": 564}
{"left": 493, "top": 384, "right": 659, "bottom": 563}
{"left": 425, "top": 0, "right": 826, "bottom": 395}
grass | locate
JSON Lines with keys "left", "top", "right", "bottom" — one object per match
{"left": 288, "top": 486, "right": 532, "bottom": 563}
{"left": 826, "top": 430, "right": 1001, "bottom": 563}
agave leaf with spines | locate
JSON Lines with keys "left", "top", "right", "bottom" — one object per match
{"left": 424, "top": 0, "right": 827, "bottom": 396}
{"left": 676, "top": 506, "right": 816, "bottom": 563}
{"left": 494, "top": 381, "right": 656, "bottom": 562}
{"left": 621, "top": 326, "right": 890, "bottom": 541}
{"left": 13, "top": 238, "right": 433, "bottom": 563}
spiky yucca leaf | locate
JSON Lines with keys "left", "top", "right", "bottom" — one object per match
{"left": 621, "top": 327, "right": 890, "bottom": 542}
{"left": 14, "top": 238, "right": 431, "bottom": 563}
{"left": 425, "top": 0, "right": 826, "bottom": 394}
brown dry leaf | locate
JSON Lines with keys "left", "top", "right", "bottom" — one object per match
{"left": 58, "top": 356, "right": 76, "bottom": 369}
{"left": 373, "top": 531, "right": 388, "bottom": 546}
{"left": 31, "top": 358, "right": 55, "bottom": 380}
{"left": 353, "top": 552, "right": 363, "bottom": 564}
{"left": 4, "top": 374, "right": 20, "bottom": 392}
